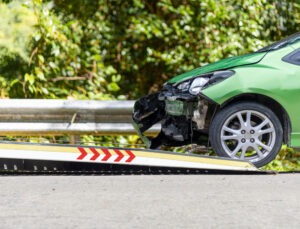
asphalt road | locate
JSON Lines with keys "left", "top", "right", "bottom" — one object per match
{"left": 0, "top": 174, "right": 299, "bottom": 229}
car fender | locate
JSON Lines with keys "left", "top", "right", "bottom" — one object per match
{"left": 202, "top": 63, "right": 300, "bottom": 147}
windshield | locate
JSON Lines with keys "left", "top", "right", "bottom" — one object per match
{"left": 257, "top": 32, "right": 300, "bottom": 52}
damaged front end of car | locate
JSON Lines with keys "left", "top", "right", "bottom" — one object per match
{"left": 132, "top": 70, "right": 235, "bottom": 149}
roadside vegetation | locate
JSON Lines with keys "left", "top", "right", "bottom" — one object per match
{"left": 1, "top": 0, "right": 300, "bottom": 170}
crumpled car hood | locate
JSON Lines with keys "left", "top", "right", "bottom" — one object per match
{"left": 168, "top": 51, "right": 267, "bottom": 84}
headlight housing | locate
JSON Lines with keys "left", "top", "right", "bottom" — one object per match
{"left": 189, "top": 77, "right": 210, "bottom": 95}
{"left": 176, "top": 70, "right": 235, "bottom": 95}
{"left": 176, "top": 81, "right": 190, "bottom": 91}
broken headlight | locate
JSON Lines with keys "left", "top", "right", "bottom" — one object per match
{"left": 176, "top": 70, "right": 235, "bottom": 95}
{"left": 176, "top": 81, "right": 190, "bottom": 91}
{"left": 189, "top": 77, "right": 210, "bottom": 95}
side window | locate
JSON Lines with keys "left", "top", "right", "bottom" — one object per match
{"left": 282, "top": 48, "right": 300, "bottom": 66}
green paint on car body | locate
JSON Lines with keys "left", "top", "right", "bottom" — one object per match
{"left": 202, "top": 45, "right": 300, "bottom": 146}
{"left": 168, "top": 52, "right": 267, "bottom": 84}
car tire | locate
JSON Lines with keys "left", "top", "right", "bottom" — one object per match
{"left": 209, "top": 102, "right": 283, "bottom": 167}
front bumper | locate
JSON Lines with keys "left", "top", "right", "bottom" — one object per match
{"left": 132, "top": 85, "right": 217, "bottom": 149}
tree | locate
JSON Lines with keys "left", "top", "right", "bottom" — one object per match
{"left": 1, "top": 0, "right": 300, "bottom": 99}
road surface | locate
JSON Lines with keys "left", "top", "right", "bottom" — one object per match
{"left": 0, "top": 174, "right": 299, "bottom": 228}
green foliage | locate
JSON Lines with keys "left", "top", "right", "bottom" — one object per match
{"left": 22, "top": 0, "right": 123, "bottom": 99}
{"left": 1, "top": 0, "right": 300, "bottom": 170}
{"left": 0, "top": 0, "right": 36, "bottom": 97}
{"left": 0, "top": 1, "right": 35, "bottom": 60}
{"left": 92, "top": 0, "right": 300, "bottom": 97}
{"left": 1, "top": 0, "right": 300, "bottom": 99}
{"left": 263, "top": 145, "right": 300, "bottom": 171}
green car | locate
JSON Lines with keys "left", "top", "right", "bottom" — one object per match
{"left": 132, "top": 32, "right": 300, "bottom": 167}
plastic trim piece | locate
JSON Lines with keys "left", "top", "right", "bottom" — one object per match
{"left": 282, "top": 48, "right": 300, "bottom": 66}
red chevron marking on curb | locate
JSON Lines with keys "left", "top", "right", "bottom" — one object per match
{"left": 114, "top": 149, "right": 124, "bottom": 162}
{"left": 77, "top": 147, "right": 88, "bottom": 160}
{"left": 101, "top": 148, "right": 112, "bottom": 161}
{"left": 90, "top": 148, "right": 100, "bottom": 161}
{"left": 125, "top": 150, "right": 135, "bottom": 162}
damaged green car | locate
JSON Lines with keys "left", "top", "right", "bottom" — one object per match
{"left": 132, "top": 32, "right": 300, "bottom": 167}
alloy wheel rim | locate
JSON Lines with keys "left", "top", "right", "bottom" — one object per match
{"left": 220, "top": 110, "right": 276, "bottom": 163}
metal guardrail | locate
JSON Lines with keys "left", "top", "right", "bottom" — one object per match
{"left": 0, "top": 99, "right": 160, "bottom": 136}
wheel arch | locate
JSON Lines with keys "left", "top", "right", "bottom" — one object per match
{"left": 219, "top": 93, "right": 291, "bottom": 145}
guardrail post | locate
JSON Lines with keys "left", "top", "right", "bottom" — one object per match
{"left": 70, "top": 135, "right": 81, "bottom": 144}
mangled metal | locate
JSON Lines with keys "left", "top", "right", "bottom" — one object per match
{"left": 132, "top": 82, "right": 217, "bottom": 149}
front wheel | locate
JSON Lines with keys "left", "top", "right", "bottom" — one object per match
{"left": 209, "top": 102, "right": 283, "bottom": 167}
